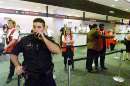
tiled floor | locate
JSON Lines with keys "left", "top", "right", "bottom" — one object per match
{"left": 0, "top": 46, "right": 130, "bottom": 86}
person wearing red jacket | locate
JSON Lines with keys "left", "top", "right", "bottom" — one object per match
{"left": 96, "top": 24, "right": 114, "bottom": 70}
{"left": 4, "top": 19, "right": 19, "bottom": 83}
{"left": 62, "top": 28, "right": 74, "bottom": 70}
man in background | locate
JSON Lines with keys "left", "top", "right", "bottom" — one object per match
{"left": 86, "top": 24, "right": 100, "bottom": 72}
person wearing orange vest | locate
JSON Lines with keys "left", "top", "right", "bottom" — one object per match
{"left": 62, "top": 27, "right": 74, "bottom": 70}
{"left": 96, "top": 24, "right": 114, "bottom": 70}
{"left": 4, "top": 19, "right": 19, "bottom": 84}
{"left": 109, "top": 31, "right": 117, "bottom": 51}
{"left": 105, "top": 31, "right": 111, "bottom": 49}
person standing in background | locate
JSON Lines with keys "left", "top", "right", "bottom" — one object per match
{"left": 96, "top": 24, "right": 114, "bottom": 70}
{"left": 60, "top": 24, "right": 66, "bottom": 46}
{"left": 0, "top": 25, "right": 8, "bottom": 54}
{"left": 62, "top": 27, "right": 74, "bottom": 70}
{"left": 109, "top": 31, "right": 117, "bottom": 51}
{"left": 124, "top": 34, "right": 130, "bottom": 60}
{"left": 2, "top": 24, "right": 8, "bottom": 48}
{"left": 3, "top": 24, "right": 8, "bottom": 33}
{"left": 86, "top": 24, "right": 100, "bottom": 72}
{"left": 4, "top": 19, "right": 19, "bottom": 83}
{"left": 97, "top": 24, "right": 108, "bottom": 70}
{"left": 16, "top": 25, "right": 21, "bottom": 34}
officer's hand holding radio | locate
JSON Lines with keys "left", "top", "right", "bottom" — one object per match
{"left": 34, "top": 32, "right": 45, "bottom": 40}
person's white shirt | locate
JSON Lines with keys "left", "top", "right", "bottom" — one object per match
{"left": 7, "top": 28, "right": 19, "bottom": 40}
{"left": 62, "top": 35, "right": 72, "bottom": 45}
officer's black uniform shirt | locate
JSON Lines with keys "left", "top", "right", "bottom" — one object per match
{"left": 12, "top": 34, "right": 54, "bottom": 73}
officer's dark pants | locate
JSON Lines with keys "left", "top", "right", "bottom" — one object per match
{"left": 86, "top": 49, "right": 99, "bottom": 71}
{"left": 8, "top": 59, "right": 15, "bottom": 78}
{"left": 24, "top": 72, "right": 56, "bottom": 86}
{"left": 99, "top": 50, "right": 106, "bottom": 68}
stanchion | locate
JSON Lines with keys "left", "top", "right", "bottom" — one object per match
{"left": 67, "top": 58, "right": 71, "bottom": 86}
{"left": 18, "top": 75, "right": 21, "bottom": 86}
{"left": 113, "top": 43, "right": 120, "bottom": 59}
{"left": 113, "top": 49, "right": 125, "bottom": 83}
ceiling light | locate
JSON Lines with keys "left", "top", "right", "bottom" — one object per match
{"left": 112, "top": 5, "right": 115, "bottom": 7}
{"left": 109, "top": 11, "right": 115, "bottom": 14}
{"left": 114, "top": 0, "right": 119, "bottom": 1}
{"left": 126, "top": 9, "right": 129, "bottom": 11}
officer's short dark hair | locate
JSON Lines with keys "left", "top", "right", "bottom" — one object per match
{"left": 33, "top": 18, "right": 45, "bottom": 27}
{"left": 99, "top": 24, "right": 104, "bottom": 28}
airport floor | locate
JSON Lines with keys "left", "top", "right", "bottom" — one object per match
{"left": 0, "top": 44, "right": 130, "bottom": 86}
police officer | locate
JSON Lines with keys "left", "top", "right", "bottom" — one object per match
{"left": 10, "top": 18, "right": 61, "bottom": 86}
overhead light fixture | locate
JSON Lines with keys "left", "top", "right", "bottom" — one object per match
{"left": 112, "top": 5, "right": 115, "bottom": 7}
{"left": 109, "top": 10, "right": 115, "bottom": 14}
{"left": 114, "top": 0, "right": 119, "bottom": 1}
{"left": 126, "top": 9, "right": 129, "bottom": 11}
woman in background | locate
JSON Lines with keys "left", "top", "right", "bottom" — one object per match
{"left": 4, "top": 19, "right": 19, "bottom": 84}
{"left": 62, "top": 28, "right": 74, "bottom": 70}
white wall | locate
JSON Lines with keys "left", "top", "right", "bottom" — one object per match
{"left": 0, "top": 12, "right": 124, "bottom": 45}
{"left": 0, "top": 13, "right": 88, "bottom": 44}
